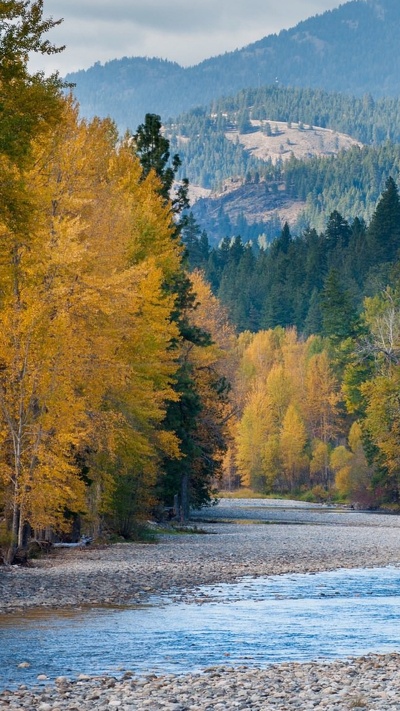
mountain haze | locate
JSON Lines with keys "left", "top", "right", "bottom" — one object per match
{"left": 67, "top": 0, "right": 400, "bottom": 131}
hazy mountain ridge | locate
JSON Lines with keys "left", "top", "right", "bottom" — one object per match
{"left": 66, "top": 0, "right": 400, "bottom": 132}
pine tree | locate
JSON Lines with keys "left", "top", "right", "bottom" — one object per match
{"left": 367, "top": 177, "right": 400, "bottom": 265}
{"left": 320, "top": 268, "right": 359, "bottom": 341}
{"left": 134, "top": 113, "right": 189, "bottom": 212}
{"left": 134, "top": 115, "right": 220, "bottom": 520}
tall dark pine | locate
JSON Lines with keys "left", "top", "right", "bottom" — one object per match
{"left": 325, "top": 211, "right": 351, "bottom": 250}
{"left": 367, "top": 177, "right": 400, "bottom": 265}
{"left": 320, "top": 268, "right": 359, "bottom": 341}
{"left": 181, "top": 212, "right": 210, "bottom": 270}
{"left": 134, "top": 113, "right": 177, "bottom": 199}
{"left": 134, "top": 114, "right": 217, "bottom": 520}
{"left": 134, "top": 113, "right": 189, "bottom": 213}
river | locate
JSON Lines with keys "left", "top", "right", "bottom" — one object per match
{"left": 2, "top": 566, "right": 400, "bottom": 688}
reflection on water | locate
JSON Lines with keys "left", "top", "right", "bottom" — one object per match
{"left": 1, "top": 567, "right": 400, "bottom": 688}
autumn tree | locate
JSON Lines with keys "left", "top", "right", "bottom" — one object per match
{"left": 332, "top": 422, "right": 373, "bottom": 504}
{"left": 233, "top": 328, "right": 343, "bottom": 495}
{"left": 356, "top": 289, "right": 400, "bottom": 502}
{"left": 279, "top": 404, "right": 308, "bottom": 491}
{"left": 0, "top": 97, "right": 184, "bottom": 561}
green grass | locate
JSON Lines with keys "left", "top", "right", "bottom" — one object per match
{"left": 217, "top": 488, "right": 289, "bottom": 500}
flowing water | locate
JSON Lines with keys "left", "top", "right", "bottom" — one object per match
{"left": 1, "top": 566, "right": 400, "bottom": 688}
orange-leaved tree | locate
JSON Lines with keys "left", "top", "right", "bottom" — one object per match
{"left": 0, "top": 99, "right": 182, "bottom": 560}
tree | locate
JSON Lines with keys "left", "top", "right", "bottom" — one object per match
{"left": 236, "top": 386, "right": 272, "bottom": 491}
{"left": 305, "top": 350, "right": 340, "bottom": 451}
{"left": 325, "top": 210, "right": 351, "bottom": 252}
{"left": 0, "top": 1, "right": 66, "bottom": 231}
{"left": 134, "top": 113, "right": 189, "bottom": 213}
{"left": 279, "top": 404, "right": 308, "bottom": 491}
{"left": 134, "top": 114, "right": 227, "bottom": 519}
{"left": 181, "top": 212, "right": 210, "bottom": 271}
{"left": 355, "top": 288, "right": 400, "bottom": 502}
{"left": 0, "top": 1, "right": 65, "bottom": 156}
{"left": 320, "top": 268, "right": 359, "bottom": 341}
{"left": 0, "top": 100, "right": 183, "bottom": 561}
{"left": 332, "top": 422, "right": 373, "bottom": 504}
{"left": 367, "top": 177, "right": 400, "bottom": 265}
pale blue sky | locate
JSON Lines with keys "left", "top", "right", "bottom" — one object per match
{"left": 33, "top": 0, "right": 343, "bottom": 76}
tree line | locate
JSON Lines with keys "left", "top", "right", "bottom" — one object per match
{"left": 184, "top": 177, "right": 400, "bottom": 336}
{"left": 0, "top": 3, "right": 232, "bottom": 563}
{"left": 183, "top": 177, "right": 400, "bottom": 508}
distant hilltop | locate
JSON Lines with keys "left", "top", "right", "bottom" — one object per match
{"left": 66, "top": 0, "right": 400, "bottom": 131}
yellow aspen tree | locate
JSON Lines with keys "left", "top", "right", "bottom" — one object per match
{"left": 358, "top": 290, "right": 400, "bottom": 500}
{"left": 0, "top": 100, "right": 181, "bottom": 559}
{"left": 261, "top": 434, "right": 282, "bottom": 492}
{"left": 309, "top": 439, "right": 330, "bottom": 486}
{"left": 186, "top": 271, "right": 237, "bottom": 496}
{"left": 264, "top": 363, "right": 292, "bottom": 432}
{"left": 281, "top": 328, "right": 307, "bottom": 406}
{"left": 279, "top": 403, "right": 308, "bottom": 492}
{"left": 236, "top": 386, "right": 271, "bottom": 490}
{"left": 240, "top": 328, "right": 284, "bottom": 386}
{"left": 305, "top": 350, "right": 340, "bottom": 444}
{"left": 330, "top": 446, "right": 353, "bottom": 498}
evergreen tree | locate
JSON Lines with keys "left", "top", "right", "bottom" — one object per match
{"left": 325, "top": 210, "right": 351, "bottom": 252}
{"left": 304, "top": 288, "right": 323, "bottom": 336}
{"left": 367, "top": 177, "right": 400, "bottom": 264}
{"left": 320, "top": 268, "right": 359, "bottom": 341}
{"left": 134, "top": 115, "right": 220, "bottom": 519}
{"left": 181, "top": 212, "right": 210, "bottom": 270}
{"left": 134, "top": 113, "right": 189, "bottom": 212}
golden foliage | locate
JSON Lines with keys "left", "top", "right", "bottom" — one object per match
{"left": 0, "top": 99, "right": 181, "bottom": 551}
{"left": 233, "top": 328, "right": 341, "bottom": 493}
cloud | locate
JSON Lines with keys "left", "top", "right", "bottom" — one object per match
{"left": 34, "top": 0, "right": 340, "bottom": 75}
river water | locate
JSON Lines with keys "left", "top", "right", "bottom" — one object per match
{"left": 1, "top": 566, "right": 400, "bottom": 688}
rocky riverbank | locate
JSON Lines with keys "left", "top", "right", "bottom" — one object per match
{"left": 1, "top": 654, "right": 400, "bottom": 710}
{"left": 2, "top": 500, "right": 400, "bottom": 614}
{"left": 2, "top": 500, "right": 400, "bottom": 708}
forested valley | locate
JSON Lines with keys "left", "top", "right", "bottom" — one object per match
{"left": 2, "top": 1, "right": 400, "bottom": 567}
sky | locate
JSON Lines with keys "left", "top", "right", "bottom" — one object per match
{"left": 31, "top": 0, "right": 343, "bottom": 76}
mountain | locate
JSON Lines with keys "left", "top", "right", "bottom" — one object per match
{"left": 164, "top": 85, "right": 400, "bottom": 243}
{"left": 178, "top": 117, "right": 361, "bottom": 244}
{"left": 66, "top": 0, "right": 400, "bottom": 132}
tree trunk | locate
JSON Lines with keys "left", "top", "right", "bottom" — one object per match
{"left": 6, "top": 490, "right": 20, "bottom": 564}
{"left": 180, "top": 471, "right": 190, "bottom": 522}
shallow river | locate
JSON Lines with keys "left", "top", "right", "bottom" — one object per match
{"left": 2, "top": 566, "right": 400, "bottom": 688}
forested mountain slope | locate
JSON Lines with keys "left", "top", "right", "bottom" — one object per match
{"left": 184, "top": 178, "right": 400, "bottom": 336}
{"left": 164, "top": 85, "right": 400, "bottom": 243}
{"left": 66, "top": 0, "right": 400, "bottom": 131}
{"left": 190, "top": 142, "right": 400, "bottom": 243}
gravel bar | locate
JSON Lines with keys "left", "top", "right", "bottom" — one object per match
{"left": 2, "top": 499, "right": 400, "bottom": 615}
{"left": 1, "top": 655, "right": 400, "bottom": 710}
